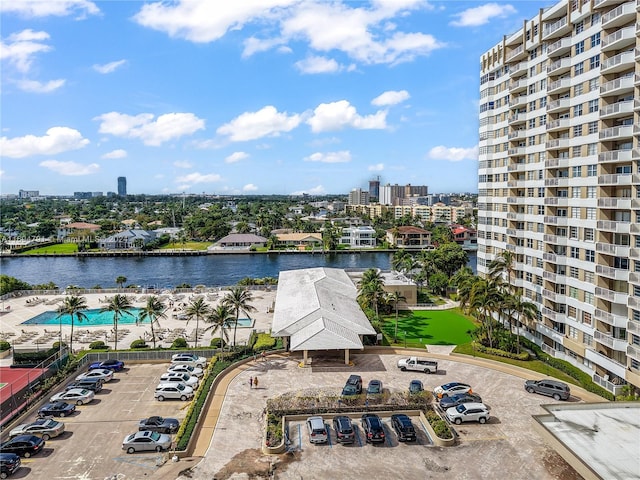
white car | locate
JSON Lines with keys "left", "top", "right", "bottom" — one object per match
{"left": 445, "top": 403, "right": 490, "bottom": 425}
{"left": 76, "top": 368, "right": 114, "bottom": 383}
{"left": 170, "top": 354, "right": 207, "bottom": 368}
{"left": 167, "top": 364, "right": 204, "bottom": 378}
{"left": 433, "top": 382, "right": 473, "bottom": 399}
{"left": 50, "top": 388, "right": 95, "bottom": 405}
{"left": 154, "top": 383, "right": 194, "bottom": 401}
{"left": 159, "top": 372, "right": 199, "bottom": 388}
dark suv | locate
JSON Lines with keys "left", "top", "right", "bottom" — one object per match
{"left": 361, "top": 413, "right": 385, "bottom": 443}
{"left": 332, "top": 416, "right": 355, "bottom": 444}
{"left": 524, "top": 379, "right": 570, "bottom": 401}
{"left": 0, "top": 453, "right": 21, "bottom": 478}
{"left": 342, "top": 375, "right": 363, "bottom": 396}
{"left": 65, "top": 378, "right": 103, "bottom": 393}
{"left": 391, "top": 414, "right": 416, "bottom": 442}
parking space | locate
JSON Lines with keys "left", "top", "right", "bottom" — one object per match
{"left": 4, "top": 363, "right": 189, "bottom": 479}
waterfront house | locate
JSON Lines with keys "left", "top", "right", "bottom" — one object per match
{"left": 275, "top": 232, "right": 322, "bottom": 250}
{"left": 340, "top": 225, "right": 376, "bottom": 248}
{"left": 98, "top": 229, "right": 156, "bottom": 250}
{"left": 451, "top": 225, "right": 477, "bottom": 251}
{"left": 386, "top": 226, "right": 432, "bottom": 249}
{"left": 57, "top": 222, "right": 101, "bottom": 241}
{"left": 210, "top": 233, "right": 267, "bottom": 250}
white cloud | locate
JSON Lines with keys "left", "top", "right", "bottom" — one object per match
{"left": 0, "top": 29, "right": 52, "bottom": 73}
{"left": 1, "top": 127, "right": 89, "bottom": 158}
{"left": 39, "top": 160, "right": 100, "bottom": 176}
{"left": 0, "top": 169, "right": 4, "bottom": 178}
{"left": 95, "top": 112, "right": 205, "bottom": 146}
{"left": 173, "top": 160, "right": 192, "bottom": 168}
{"left": 93, "top": 59, "right": 126, "bottom": 74}
{"left": 450, "top": 3, "right": 516, "bottom": 27}
{"left": 291, "top": 185, "right": 325, "bottom": 195}
{"left": 0, "top": 0, "right": 99, "bottom": 18}
{"left": 217, "top": 106, "right": 301, "bottom": 142}
{"left": 175, "top": 172, "right": 222, "bottom": 184}
{"left": 101, "top": 149, "right": 127, "bottom": 159}
{"left": 294, "top": 55, "right": 340, "bottom": 74}
{"left": 16, "top": 79, "right": 65, "bottom": 93}
{"left": 307, "top": 100, "right": 386, "bottom": 133}
{"left": 371, "top": 90, "right": 410, "bottom": 107}
{"left": 242, "top": 37, "right": 287, "bottom": 58}
{"left": 428, "top": 145, "right": 478, "bottom": 162}
{"left": 243, "top": 183, "right": 258, "bottom": 192}
{"left": 304, "top": 150, "right": 351, "bottom": 163}
{"left": 368, "top": 163, "right": 384, "bottom": 171}
{"left": 225, "top": 151, "right": 249, "bottom": 163}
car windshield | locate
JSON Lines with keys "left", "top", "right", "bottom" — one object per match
{"left": 149, "top": 431, "right": 161, "bottom": 441}
{"left": 176, "top": 383, "right": 185, "bottom": 391}
{"left": 455, "top": 404, "right": 467, "bottom": 413}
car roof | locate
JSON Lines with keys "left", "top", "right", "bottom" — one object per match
{"left": 442, "top": 382, "right": 469, "bottom": 389}
{"left": 459, "top": 402, "right": 486, "bottom": 409}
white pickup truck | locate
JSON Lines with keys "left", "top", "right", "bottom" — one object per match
{"left": 397, "top": 357, "right": 438, "bottom": 374}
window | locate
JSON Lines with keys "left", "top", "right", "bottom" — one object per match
{"left": 589, "top": 55, "right": 600, "bottom": 69}
{"left": 572, "top": 187, "right": 581, "bottom": 198}
{"left": 584, "top": 332, "right": 593, "bottom": 344}
{"left": 573, "top": 125, "right": 583, "bottom": 137}
{"left": 586, "top": 208, "right": 596, "bottom": 220}
{"left": 529, "top": 118, "right": 536, "bottom": 129}
{"left": 570, "top": 267, "right": 579, "bottom": 278}
{"left": 586, "top": 186, "right": 596, "bottom": 198}
{"left": 568, "top": 306, "right": 576, "bottom": 318}
{"left": 539, "top": 114, "right": 546, "bottom": 126}
{"left": 575, "top": 40, "right": 584, "bottom": 55}
{"left": 575, "top": 20, "right": 583, "bottom": 34}
{"left": 584, "top": 291, "right": 594, "bottom": 305}
{"left": 614, "top": 257, "right": 629, "bottom": 270}
{"left": 540, "top": 96, "right": 547, "bottom": 108}
{"left": 570, "top": 227, "right": 578, "bottom": 239}
{"left": 569, "top": 286, "right": 579, "bottom": 298}
{"left": 584, "top": 271, "right": 593, "bottom": 283}
{"left": 574, "top": 62, "right": 584, "bottom": 76}
{"left": 587, "top": 143, "right": 597, "bottom": 155}
{"left": 588, "top": 99, "right": 598, "bottom": 113}
{"left": 571, "top": 207, "right": 581, "bottom": 219}
{"left": 585, "top": 249, "right": 595, "bottom": 262}
{"left": 590, "top": 32, "right": 600, "bottom": 47}
{"left": 574, "top": 104, "right": 583, "bottom": 116}
{"left": 570, "top": 247, "right": 580, "bottom": 259}
{"left": 572, "top": 166, "right": 582, "bottom": 177}
{"left": 588, "top": 121, "right": 598, "bottom": 134}
{"left": 574, "top": 83, "right": 583, "bottom": 96}
{"left": 587, "top": 164, "right": 597, "bottom": 176}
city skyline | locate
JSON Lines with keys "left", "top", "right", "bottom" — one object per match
{"left": 1, "top": 1, "right": 545, "bottom": 196}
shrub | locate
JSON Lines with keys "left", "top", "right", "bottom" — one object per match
{"left": 253, "top": 333, "right": 276, "bottom": 352}
{"left": 475, "top": 344, "right": 529, "bottom": 361}
{"left": 0, "top": 340, "right": 10, "bottom": 351}
{"left": 130, "top": 339, "right": 149, "bottom": 349}
{"left": 210, "top": 337, "right": 226, "bottom": 348}
{"left": 172, "top": 337, "right": 187, "bottom": 348}
{"left": 425, "top": 409, "right": 453, "bottom": 439}
{"left": 89, "top": 340, "right": 108, "bottom": 350}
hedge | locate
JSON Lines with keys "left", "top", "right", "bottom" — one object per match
{"left": 172, "top": 338, "right": 187, "bottom": 348}
{"left": 13, "top": 346, "right": 59, "bottom": 364}
{"left": 253, "top": 333, "right": 276, "bottom": 352}
{"left": 425, "top": 408, "right": 453, "bottom": 439}
{"left": 0, "top": 340, "right": 10, "bottom": 351}
{"left": 129, "top": 339, "right": 149, "bottom": 349}
{"left": 89, "top": 340, "right": 108, "bottom": 350}
{"left": 210, "top": 338, "right": 226, "bottom": 348}
{"left": 474, "top": 344, "right": 530, "bottom": 361}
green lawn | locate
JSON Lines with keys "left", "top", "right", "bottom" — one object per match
{"left": 381, "top": 308, "right": 477, "bottom": 347}
{"left": 159, "top": 241, "right": 210, "bottom": 250}
{"left": 22, "top": 243, "right": 78, "bottom": 254}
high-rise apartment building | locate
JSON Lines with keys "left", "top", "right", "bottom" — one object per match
{"left": 369, "top": 177, "right": 380, "bottom": 202}
{"left": 117, "top": 176, "right": 127, "bottom": 196}
{"left": 348, "top": 188, "right": 370, "bottom": 205}
{"left": 478, "top": 0, "right": 640, "bottom": 394}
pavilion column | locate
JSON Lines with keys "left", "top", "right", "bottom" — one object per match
{"left": 303, "top": 349, "right": 308, "bottom": 366}
{"left": 344, "top": 349, "right": 350, "bottom": 365}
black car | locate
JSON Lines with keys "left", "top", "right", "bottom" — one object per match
{"left": 409, "top": 380, "right": 424, "bottom": 394}
{"left": 138, "top": 416, "right": 180, "bottom": 434}
{"left": 332, "top": 415, "right": 355, "bottom": 444}
{"left": 366, "top": 380, "right": 383, "bottom": 397}
{"left": 37, "top": 401, "right": 76, "bottom": 418}
{"left": 343, "top": 375, "right": 362, "bottom": 394}
{"left": 391, "top": 414, "right": 416, "bottom": 442}
{"left": 65, "top": 378, "right": 103, "bottom": 393}
{"left": 0, "top": 453, "right": 21, "bottom": 478}
{"left": 360, "top": 414, "right": 385, "bottom": 444}
{"left": 0, "top": 435, "right": 45, "bottom": 458}
{"left": 439, "top": 393, "right": 483, "bottom": 410}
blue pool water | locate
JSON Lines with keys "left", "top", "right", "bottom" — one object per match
{"left": 23, "top": 308, "right": 143, "bottom": 326}
{"left": 226, "top": 318, "right": 254, "bottom": 328}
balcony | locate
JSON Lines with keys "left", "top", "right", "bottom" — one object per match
{"left": 596, "top": 242, "right": 629, "bottom": 257}
{"left": 509, "top": 78, "right": 528, "bottom": 93}
{"left": 598, "top": 149, "right": 633, "bottom": 163}
{"left": 509, "top": 95, "right": 528, "bottom": 108}
{"left": 544, "top": 197, "right": 570, "bottom": 206}
{"left": 598, "top": 173, "right": 631, "bottom": 185}
{"left": 630, "top": 272, "right": 640, "bottom": 284}
{"left": 592, "top": 372, "right": 626, "bottom": 396}
{"left": 595, "top": 264, "right": 629, "bottom": 281}
{"left": 543, "top": 270, "right": 557, "bottom": 281}
{"left": 594, "top": 330, "right": 628, "bottom": 352}
{"left": 601, "top": 51, "right": 636, "bottom": 74}
{"left": 635, "top": 99, "right": 640, "bottom": 111}
{"left": 601, "top": 26, "right": 637, "bottom": 52}
{"left": 593, "top": 0, "right": 627, "bottom": 7}
{"left": 597, "top": 220, "right": 631, "bottom": 233}
{"left": 547, "top": 37, "right": 572, "bottom": 58}
{"left": 597, "top": 197, "right": 632, "bottom": 209}
{"left": 628, "top": 344, "right": 640, "bottom": 363}
{"left": 546, "top": 118, "right": 570, "bottom": 132}
{"left": 633, "top": 148, "right": 640, "bottom": 161}
{"left": 629, "top": 296, "right": 640, "bottom": 308}
{"left": 508, "top": 129, "right": 527, "bottom": 140}
{"left": 600, "top": 75, "right": 635, "bottom": 95}
{"left": 595, "top": 286, "right": 628, "bottom": 304}
{"left": 600, "top": 100, "right": 634, "bottom": 119}
{"left": 543, "top": 252, "right": 557, "bottom": 262}
{"left": 543, "top": 17, "right": 570, "bottom": 40}
{"left": 507, "top": 161, "right": 526, "bottom": 171}
{"left": 595, "top": 308, "right": 628, "bottom": 328}
{"left": 545, "top": 138, "right": 570, "bottom": 150}
{"left": 509, "top": 62, "right": 528, "bottom": 78}
{"left": 542, "top": 307, "right": 557, "bottom": 321}
{"left": 546, "top": 98, "right": 570, "bottom": 113}
{"left": 585, "top": 349, "right": 627, "bottom": 379}
{"left": 631, "top": 248, "right": 640, "bottom": 260}
{"left": 599, "top": 125, "right": 634, "bottom": 140}
{"left": 537, "top": 323, "right": 564, "bottom": 343}
{"left": 601, "top": 1, "right": 637, "bottom": 29}
{"left": 508, "top": 113, "right": 527, "bottom": 125}
{"left": 628, "top": 320, "right": 640, "bottom": 336}
{"left": 506, "top": 44, "right": 527, "bottom": 62}
{"left": 546, "top": 57, "right": 572, "bottom": 75}
{"left": 542, "top": 289, "right": 557, "bottom": 301}
{"left": 547, "top": 77, "right": 572, "bottom": 94}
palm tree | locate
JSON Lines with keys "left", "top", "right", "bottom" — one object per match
{"left": 357, "top": 268, "right": 385, "bottom": 317}
{"left": 56, "top": 294, "right": 88, "bottom": 354}
{"left": 204, "top": 304, "right": 234, "bottom": 354}
{"left": 100, "top": 294, "right": 134, "bottom": 351}
{"left": 222, "top": 287, "right": 256, "bottom": 349}
{"left": 184, "top": 297, "right": 212, "bottom": 348}
{"left": 136, "top": 296, "right": 167, "bottom": 348}
{"left": 467, "top": 279, "right": 502, "bottom": 349}
{"left": 511, "top": 293, "right": 538, "bottom": 353}
{"left": 488, "top": 250, "right": 516, "bottom": 293}
{"left": 115, "top": 276, "right": 127, "bottom": 290}
{"left": 391, "top": 250, "right": 410, "bottom": 273}
{"left": 385, "top": 291, "right": 406, "bottom": 342}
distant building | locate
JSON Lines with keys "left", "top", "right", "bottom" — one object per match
{"left": 386, "top": 226, "right": 432, "bottom": 249}
{"left": 99, "top": 229, "right": 156, "bottom": 250}
{"left": 340, "top": 225, "right": 376, "bottom": 248}
{"left": 57, "top": 222, "right": 101, "bottom": 241}
{"left": 379, "top": 184, "right": 428, "bottom": 206}
{"left": 368, "top": 177, "right": 380, "bottom": 202}
{"left": 211, "top": 233, "right": 267, "bottom": 250}
{"left": 348, "top": 188, "right": 369, "bottom": 205}
{"left": 18, "top": 189, "right": 39, "bottom": 199}
{"left": 450, "top": 225, "right": 477, "bottom": 251}
{"left": 117, "top": 177, "right": 127, "bottom": 196}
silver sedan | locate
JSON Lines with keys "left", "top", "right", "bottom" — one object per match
{"left": 9, "top": 419, "right": 65, "bottom": 440}
{"left": 122, "top": 431, "right": 172, "bottom": 454}
{"left": 51, "top": 388, "right": 95, "bottom": 405}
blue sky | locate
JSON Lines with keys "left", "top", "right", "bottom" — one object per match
{"left": 1, "top": 0, "right": 546, "bottom": 196}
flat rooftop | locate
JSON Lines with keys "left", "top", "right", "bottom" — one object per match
{"left": 534, "top": 402, "right": 640, "bottom": 480}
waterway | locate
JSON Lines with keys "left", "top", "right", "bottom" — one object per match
{"left": 0, "top": 252, "right": 477, "bottom": 289}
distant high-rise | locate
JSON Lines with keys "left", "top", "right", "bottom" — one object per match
{"left": 368, "top": 177, "right": 380, "bottom": 202}
{"left": 117, "top": 177, "right": 127, "bottom": 196}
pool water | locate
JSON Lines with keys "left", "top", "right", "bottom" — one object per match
{"left": 23, "top": 308, "right": 143, "bottom": 326}
{"left": 226, "top": 318, "right": 254, "bottom": 328}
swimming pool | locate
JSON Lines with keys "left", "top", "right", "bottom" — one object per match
{"left": 225, "top": 318, "right": 254, "bottom": 328}
{"left": 23, "top": 308, "right": 143, "bottom": 326}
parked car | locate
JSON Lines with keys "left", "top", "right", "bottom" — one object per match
{"left": 0, "top": 435, "right": 45, "bottom": 458}
{"left": 9, "top": 419, "right": 65, "bottom": 440}
{"left": 170, "top": 353, "right": 207, "bottom": 368}
{"left": 167, "top": 363, "right": 203, "bottom": 378}
{"left": 37, "top": 402, "right": 76, "bottom": 418}
{"left": 391, "top": 414, "right": 416, "bottom": 442}
{"left": 445, "top": 403, "right": 490, "bottom": 425}
{"left": 0, "top": 453, "right": 21, "bottom": 478}
{"left": 366, "top": 379, "right": 383, "bottom": 397}
{"left": 433, "top": 382, "right": 473, "bottom": 399}
{"left": 439, "top": 393, "right": 483, "bottom": 410}
{"left": 159, "top": 372, "right": 199, "bottom": 388}
{"left": 524, "top": 379, "right": 571, "bottom": 401}
{"left": 332, "top": 416, "right": 355, "bottom": 444}
{"left": 409, "top": 380, "right": 424, "bottom": 394}
{"left": 343, "top": 375, "right": 362, "bottom": 394}
{"left": 65, "top": 378, "right": 103, "bottom": 393}
{"left": 360, "top": 413, "right": 385, "bottom": 443}
{"left": 88, "top": 359, "right": 125, "bottom": 372}
{"left": 138, "top": 416, "right": 180, "bottom": 434}
{"left": 122, "top": 431, "right": 172, "bottom": 453}
{"left": 397, "top": 356, "right": 438, "bottom": 374}
{"left": 154, "top": 383, "right": 194, "bottom": 401}
{"left": 306, "top": 416, "right": 328, "bottom": 444}
{"left": 50, "top": 388, "right": 95, "bottom": 405}
{"left": 76, "top": 368, "right": 113, "bottom": 383}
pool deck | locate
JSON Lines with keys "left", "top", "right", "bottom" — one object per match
{"left": 0, "top": 290, "right": 276, "bottom": 352}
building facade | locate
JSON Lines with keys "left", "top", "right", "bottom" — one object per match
{"left": 117, "top": 176, "right": 127, "bottom": 196}
{"left": 478, "top": 0, "right": 640, "bottom": 394}
{"left": 348, "top": 188, "right": 370, "bottom": 205}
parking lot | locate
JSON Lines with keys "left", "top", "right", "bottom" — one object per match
{"left": 3, "top": 363, "right": 188, "bottom": 480}
{"left": 183, "top": 353, "right": 587, "bottom": 480}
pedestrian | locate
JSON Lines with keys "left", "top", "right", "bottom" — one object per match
{"left": 261, "top": 351, "right": 266, "bottom": 362}
{"left": 253, "top": 376, "right": 259, "bottom": 389}
{"left": 249, "top": 376, "right": 253, "bottom": 388}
